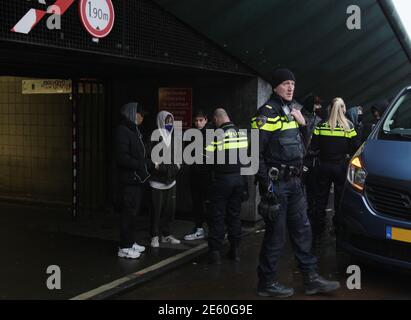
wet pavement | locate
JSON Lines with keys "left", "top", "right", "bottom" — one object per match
{"left": 117, "top": 227, "right": 411, "bottom": 300}
{"left": 0, "top": 202, "right": 202, "bottom": 300}
{"left": 2, "top": 201, "right": 411, "bottom": 300}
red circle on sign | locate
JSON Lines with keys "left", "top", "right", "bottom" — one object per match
{"left": 79, "top": 0, "right": 115, "bottom": 38}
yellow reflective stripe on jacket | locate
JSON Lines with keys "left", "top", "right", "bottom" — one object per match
{"left": 315, "top": 128, "right": 357, "bottom": 138}
{"left": 224, "top": 137, "right": 248, "bottom": 142}
{"left": 280, "top": 120, "right": 299, "bottom": 131}
{"left": 346, "top": 129, "right": 357, "bottom": 138}
{"left": 205, "top": 144, "right": 216, "bottom": 152}
{"left": 261, "top": 122, "right": 282, "bottom": 131}
{"left": 206, "top": 136, "right": 248, "bottom": 152}
{"left": 216, "top": 141, "right": 249, "bottom": 151}
{"left": 268, "top": 116, "right": 280, "bottom": 123}
{"left": 252, "top": 115, "right": 299, "bottom": 132}
{"left": 251, "top": 116, "right": 281, "bottom": 131}
{"left": 251, "top": 119, "right": 281, "bottom": 132}
{"left": 210, "top": 137, "right": 247, "bottom": 144}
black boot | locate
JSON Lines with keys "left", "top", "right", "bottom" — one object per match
{"left": 208, "top": 250, "right": 222, "bottom": 265}
{"left": 227, "top": 247, "right": 240, "bottom": 262}
{"left": 303, "top": 272, "right": 340, "bottom": 295}
{"left": 257, "top": 282, "right": 294, "bottom": 298}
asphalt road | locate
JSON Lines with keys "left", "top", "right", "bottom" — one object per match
{"left": 117, "top": 228, "right": 411, "bottom": 300}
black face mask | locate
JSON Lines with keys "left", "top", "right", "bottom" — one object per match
{"left": 357, "top": 114, "right": 363, "bottom": 123}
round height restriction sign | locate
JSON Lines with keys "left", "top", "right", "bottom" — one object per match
{"left": 79, "top": 0, "right": 115, "bottom": 38}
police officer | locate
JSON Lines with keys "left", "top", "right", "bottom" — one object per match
{"left": 301, "top": 95, "right": 326, "bottom": 246}
{"left": 252, "top": 68, "right": 340, "bottom": 297}
{"left": 311, "top": 97, "right": 361, "bottom": 241}
{"left": 206, "top": 108, "right": 248, "bottom": 265}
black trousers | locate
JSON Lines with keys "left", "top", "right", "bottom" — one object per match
{"left": 257, "top": 177, "right": 317, "bottom": 285}
{"left": 151, "top": 186, "right": 176, "bottom": 237}
{"left": 120, "top": 184, "right": 143, "bottom": 248}
{"left": 303, "top": 164, "right": 319, "bottom": 231}
{"left": 207, "top": 173, "right": 243, "bottom": 252}
{"left": 313, "top": 161, "right": 347, "bottom": 236}
{"left": 190, "top": 172, "right": 209, "bottom": 229}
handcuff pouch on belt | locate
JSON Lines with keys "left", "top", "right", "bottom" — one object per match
{"left": 258, "top": 167, "right": 281, "bottom": 222}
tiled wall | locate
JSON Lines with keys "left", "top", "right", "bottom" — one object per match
{"left": 0, "top": 77, "right": 72, "bottom": 203}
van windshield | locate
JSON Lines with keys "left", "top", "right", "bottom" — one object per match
{"left": 380, "top": 90, "right": 411, "bottom": 141}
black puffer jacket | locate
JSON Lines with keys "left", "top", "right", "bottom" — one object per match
{"left": 116, "top": 105, "right": 150, "bottom": 185}
{"left": 148, "top": 136, "right": 180, "bottom": 185}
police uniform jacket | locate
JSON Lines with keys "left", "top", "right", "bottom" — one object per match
{"left": 251, "top": 93, "right": 307, "bottom": 187}
{"left": 311, "top": 120, "right": 360, "bottom": 163}
{"left": 205, "top": 122, "right": 248, "bottom": 175}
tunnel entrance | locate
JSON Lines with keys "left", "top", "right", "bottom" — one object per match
{"left": 0, "top": 76, "right": 107, "bottom": 218}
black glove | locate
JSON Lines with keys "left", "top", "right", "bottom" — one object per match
{"left": 258, "top": 192, "right": 281, "bottom": 222}
{"left": 258, "top": 182, "right": 269, "bottom": 198}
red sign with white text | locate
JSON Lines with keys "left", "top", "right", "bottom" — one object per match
{"left": 159, "top": 88, "right": 193, "bottom": 129}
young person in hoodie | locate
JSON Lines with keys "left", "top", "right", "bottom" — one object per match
{"left": 363, "top": 99, "right": 390, "bottom": 138}
{"left": 346, "top": 106, "right": 364, "bottom": 143}
{"left": 116, "top": 102, "right": 150, "bottom": 259}
{"left": 149, "top": 111, "right": 181, "bottom": 248}
{"left": 184, "top": 109, "right": 211, "bottom": 241}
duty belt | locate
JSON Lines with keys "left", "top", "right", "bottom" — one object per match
{"left": 268, "top": 164, "right": 302, "bottom": 182}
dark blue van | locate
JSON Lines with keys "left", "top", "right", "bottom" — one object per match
{"left": 337, "top": 86, "right": 411, "bottom": 269}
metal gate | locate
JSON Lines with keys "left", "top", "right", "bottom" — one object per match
{"left": 72, "top": 80, "right": 107, "bottom": 218}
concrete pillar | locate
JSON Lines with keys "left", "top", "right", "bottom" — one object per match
{"left": 240, "top": 77, "right": 272, "bottom": 223}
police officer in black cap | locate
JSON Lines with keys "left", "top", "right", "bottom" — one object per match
{"left": 252, "top": 68, "right": 340, "bottom": 298}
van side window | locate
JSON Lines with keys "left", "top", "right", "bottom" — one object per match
{"left": 381, "top": 90, "right": 411, "bottom": 140}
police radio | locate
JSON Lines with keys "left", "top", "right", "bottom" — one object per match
{"left": 282, "top": 105, "right": 294, "bottom": 122}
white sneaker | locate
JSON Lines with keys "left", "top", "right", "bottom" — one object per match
{"left": 184, "top": 228, "right": 205, "bottom": 241}
{"left": 132, "top": 242, "right": 146, "bottom": 253}
{"left": 161, "top": 235, "right": 181, "bottom": 245}
{"left": 151, "top": 236, "right": 160, "bottom": 248}
{"left": 118, "top": 247, "right": 140, "bottom": 259}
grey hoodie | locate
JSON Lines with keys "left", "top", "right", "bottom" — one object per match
{"left": 121, "top": 102, "right": 138, "bottom": 124}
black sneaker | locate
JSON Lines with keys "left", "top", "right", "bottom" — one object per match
{"left": 257, "top": 282, "right": 294, "bottom": 298}
{"left": 303, "top": 272, "right": 340, "bottom": 295}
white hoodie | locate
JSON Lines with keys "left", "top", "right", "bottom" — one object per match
{"left": 149, "top": 111, "right": 177, "bottom": 190}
